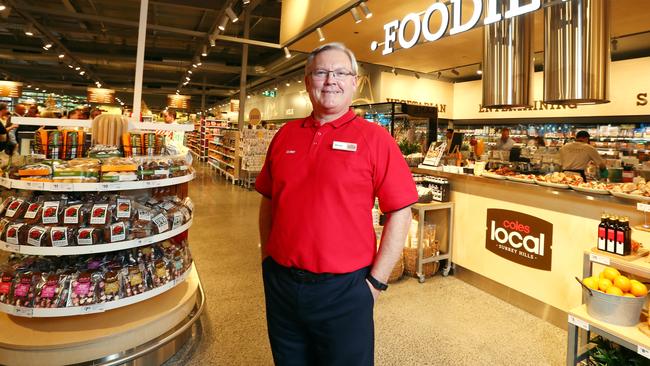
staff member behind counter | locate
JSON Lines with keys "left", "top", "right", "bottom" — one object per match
{"left": 560, "top": 130, "right": 606, "bottom": 180}
{"left": 495, "top": 128, "right": 515, "bottom": 151}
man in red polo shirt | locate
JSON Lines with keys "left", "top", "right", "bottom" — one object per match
{"left": 256, "top": 42, "right": 417, "bottom": 366}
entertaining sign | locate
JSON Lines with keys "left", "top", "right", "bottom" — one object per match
{"left": 485, "top": 209, "right": 553, "bottom": 271}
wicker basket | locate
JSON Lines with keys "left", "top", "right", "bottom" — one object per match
{"left": 404, "top": 241, "right": 440, "bottom": 278}
{"left": 388, "top": 251, "right": 404, "bottom": 283}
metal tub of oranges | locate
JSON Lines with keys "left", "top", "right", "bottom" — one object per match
{"left": 579, "top": 267, "right": 648, "bottom": 326}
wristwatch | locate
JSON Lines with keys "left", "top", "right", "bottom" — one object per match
{"left": 366, "top": 274, "right": 388, "bottom": 291}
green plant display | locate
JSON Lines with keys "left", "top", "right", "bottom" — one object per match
{"left": 586, "top": 336, "right": 650, "bottom": 365}
{"left": 398, "top": 139, "right": 421, "bottom": 156}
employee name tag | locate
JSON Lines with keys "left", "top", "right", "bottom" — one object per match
{"left": 332, "top": 141, "right": 357, "bottom": 152}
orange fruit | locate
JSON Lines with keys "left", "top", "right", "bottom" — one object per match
{"left": 598, "top": 278, "right": 613, "bottom": 292}
{"left": 606, "top": 286, "right": 624, "bottom": 296}
{"left": 602, "top": 267, "right": 621, "bottom": 282}
{"left": 624, "top": 293, "right": 636, "bottom": 298}
{"left": 582, "top": 277, "right": 599, "bottom": 291}
{"left": 613, "top": 275, "right": 631, "bottom": 293}
{"left": 630, "top": 280, "right": 648, "bottom": 297}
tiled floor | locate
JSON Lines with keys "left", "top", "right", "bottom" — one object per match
{"left": 166, "top": 164, "right": 567, "bottom": 365}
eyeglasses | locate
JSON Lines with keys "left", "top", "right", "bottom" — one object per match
{"left": 310, "top": 69, "right": 356, "bottom": 80}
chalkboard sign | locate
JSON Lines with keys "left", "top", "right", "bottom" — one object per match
{"left": 447, "top": 132, "right": 464, "bottom": 154}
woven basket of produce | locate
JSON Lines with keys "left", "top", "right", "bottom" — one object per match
{"left": 388, "top": 251, "right": 404, "bottom": 283}
{"left": 404, "top": 241, "right": 440, "bottom": 278}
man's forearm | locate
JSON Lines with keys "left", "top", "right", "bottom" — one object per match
{"left": 259, "top": 197, "right": 273, "bottom": 260}
{"left": 371, "top": 206, "right": 412, "bottom": 283}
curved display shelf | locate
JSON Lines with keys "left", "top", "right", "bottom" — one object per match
{"left": 0, "top": 263, "right": 195, "bottom": 318}
{"left": 11, "top": 117, "right": 195, "bottom": 132}
{"left": 0, "top": 219, "right": 192, "bottom": 256}
{"left": 0, "top": 172, "right": 194, "bottom": 191}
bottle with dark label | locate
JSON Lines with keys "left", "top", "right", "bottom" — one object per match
{"left": 598, "top": 214, "right": 608, "bottom": 251}
{"left": 615, "top": 217, "right": 625, "bottom": 255}
{"left": 620, "top": 217, "right": 632, "bottom": 256}
{"left": 606, "top": 215, "right": 617, "bottom": 253}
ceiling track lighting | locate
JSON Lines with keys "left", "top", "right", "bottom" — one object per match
{"left": 201, "top": 45, "right": 208, "bottom": 57}
{"left": 283, "top": 47, "right": 291, "bottom": 59}
{"left": 188, "top": 70, "right": 193, "bottom": 74}
{"left": 391, "top": 67, "right": 397, "bottom": 76}
{"left": 414, "top": 72, "right": 420, "bottom": 79}
{"left": 451, "top": 69, "right": 460, "bottom": 76}
{"left": 359, "top": 2, "right": 372, "bottom": 19}
{"left": 476, "top": 69, "right": 483, "bottom": 75}
{"left": 209, "top": 36, "right": 216, "bottom": 47}
{"left": 0, "top": 5, "right": 5, "bottom": 11}
{"left": 58, "top": 53, "right": 65, "bottom": 58}
{"left": 350, "top": 7, "right": 362, "bottom": 24}
{"left": 316, "top": 27, "right": 325, "bottom": 42}
{"left": 242, "top": 0, "right": 250, "bottom": 4}
{"left": 218, "top": 16, "right": 228, "bottom": 31}
{"left": 225, "top": 7, "right": 238, "bottom": 23}
{"left": 75, "top": 66, "right": 80, "bottom": 71}
{"left": 24, "top": 23, "right": 35, "bottom": 36}
{"left": 285, "top": 82, "right": 290, "bottom": 87}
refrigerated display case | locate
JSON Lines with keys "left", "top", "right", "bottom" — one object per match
{"left": 353, "top": 102, "right": 438, "bottom": 156}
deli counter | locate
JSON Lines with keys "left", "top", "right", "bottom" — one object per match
{"left": 413, "top": 166, "right": 650, "bottom": 328}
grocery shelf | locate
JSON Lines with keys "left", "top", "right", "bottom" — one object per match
{"left": 215, "top": 142, "right": 236, "bottom": 151}
{"left": 208, "top": 161, "right": 237, "bottom": 182}
{"left": 0, "top": 218, "right": 192, "bottom": 256}
{"left": 11, "top": 117, "right": 194, "bottom": 132}
{"left": 567, "top": 250, "right": 650, "bottom": 364}
{"left": 0, "top": 264, "right": 195, "bottom": 318}
{"left": 0, "top": 172, "right": 195, "bottom": 192}
{"left": 208, "top": 149, "right": 235, "bottom": 160}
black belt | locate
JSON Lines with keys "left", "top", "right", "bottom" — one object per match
{"left": 268, "top": 258, "right": 343, "bottom": 283}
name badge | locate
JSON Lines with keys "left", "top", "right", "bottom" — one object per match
{"left": 332, "top": 141, "right": 357, "bottom": 152}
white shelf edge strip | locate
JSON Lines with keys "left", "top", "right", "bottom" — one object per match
{"left": 0, "top": 172, "right": 194, "bottom": 191}
{"left": 0, "top": 218, "right": 193, "bottom": 256}
{"left": 0, "top": 264, "right": 195, "bottom": 318}
{"left": 11, "top": 117, "right": 194, "bottom": 132}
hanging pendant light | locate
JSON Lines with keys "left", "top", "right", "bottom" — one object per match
{"left": 544, "top": 0, "right": 610, "bottom": 105}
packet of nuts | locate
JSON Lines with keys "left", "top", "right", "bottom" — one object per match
{"left": 97, "top": 270, "right": 123, "bottom": 303}
{"left": 33, "top": 273, "right": 70, "bottom": 308}
{"left": 68, "top": 271, "right": 98, "bottom": 306}
{"left": 11, "top": 272, "right": 38, "bottom": 307}
{"left": 123, "top": 264, "right": 148, "bottom": 297}
{"left": 0, "top": 271, "right": 15, "bottom": 304}
{"left": 149, "top": 258, "right": 172, "bottom": 288}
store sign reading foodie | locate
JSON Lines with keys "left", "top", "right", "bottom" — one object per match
{"left": 374, "top": 0, "right": 541, "bottom": 55}
{"left": 485, "top": 209, "right": 553, "bottom": 271}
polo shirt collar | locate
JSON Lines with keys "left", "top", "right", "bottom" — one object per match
{"left": 302, "top": 109, "right": 356, "bottom": 129}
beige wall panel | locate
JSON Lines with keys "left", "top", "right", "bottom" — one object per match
{"left": 379, "top": 72, "right": 455, "bottom": 118}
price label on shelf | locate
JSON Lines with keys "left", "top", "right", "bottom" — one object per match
{"left": 24, "top": 181, "right": 44, "bottom": 190}
{"left": 568, "top": 315, "right": 590, "bottom": 331}
{"left": 637, "top": 203, "right": 650, "bottom": 212}
{"left": 12, "top": 307, "right": 33, "bottom": 317}
{"left": 82, "top": 303, "right": 105, "bottom": 314}
{"left": 589, "top": 253, "right": 610, "bottom": 266}
{"left": 50, "top": 183, "right": 74, "bottom": 191}
{"left": 638, "top": 346, "right": 650, "bottom": 359}
{"left": 0, "top": 177, "right": 9, "bottom": 188}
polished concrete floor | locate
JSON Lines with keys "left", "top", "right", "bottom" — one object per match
{"left": 166, "top": 165, "right": 567, "bottom": 365}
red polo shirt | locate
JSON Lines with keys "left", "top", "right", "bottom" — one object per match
{"left": 256, "top": 109, "right": 417, "bottom": 273}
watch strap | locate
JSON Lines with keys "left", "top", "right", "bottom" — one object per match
{"left": 366, "top": 273, "right": 388, "bottom": 291}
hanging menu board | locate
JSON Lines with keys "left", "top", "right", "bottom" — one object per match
{"left": 167, "top": 95, "right": 190, "bottom": 109}
{"left": 87, "top": 88, "right": 115, "bottom": 104}
{"left": 0, "top": 81, "right": 23, "bottom": 98}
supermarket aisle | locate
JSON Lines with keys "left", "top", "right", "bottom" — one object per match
{"left": 166, "top": 164, "right": 566, "bottom": 366}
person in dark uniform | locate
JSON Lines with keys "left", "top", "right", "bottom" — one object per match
{"left": 256, "top": 43, "right": 417, "bottom": 366}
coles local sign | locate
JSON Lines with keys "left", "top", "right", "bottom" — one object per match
{"left": 485, "top": 209, "right": 553, "bottom": 271}
{"left": 374, "top": 0, "right": 541, "bottom": 54}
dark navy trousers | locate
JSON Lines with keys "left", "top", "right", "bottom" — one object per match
{"left": 262, "top": 257, "right": 375, "bottom": 366}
